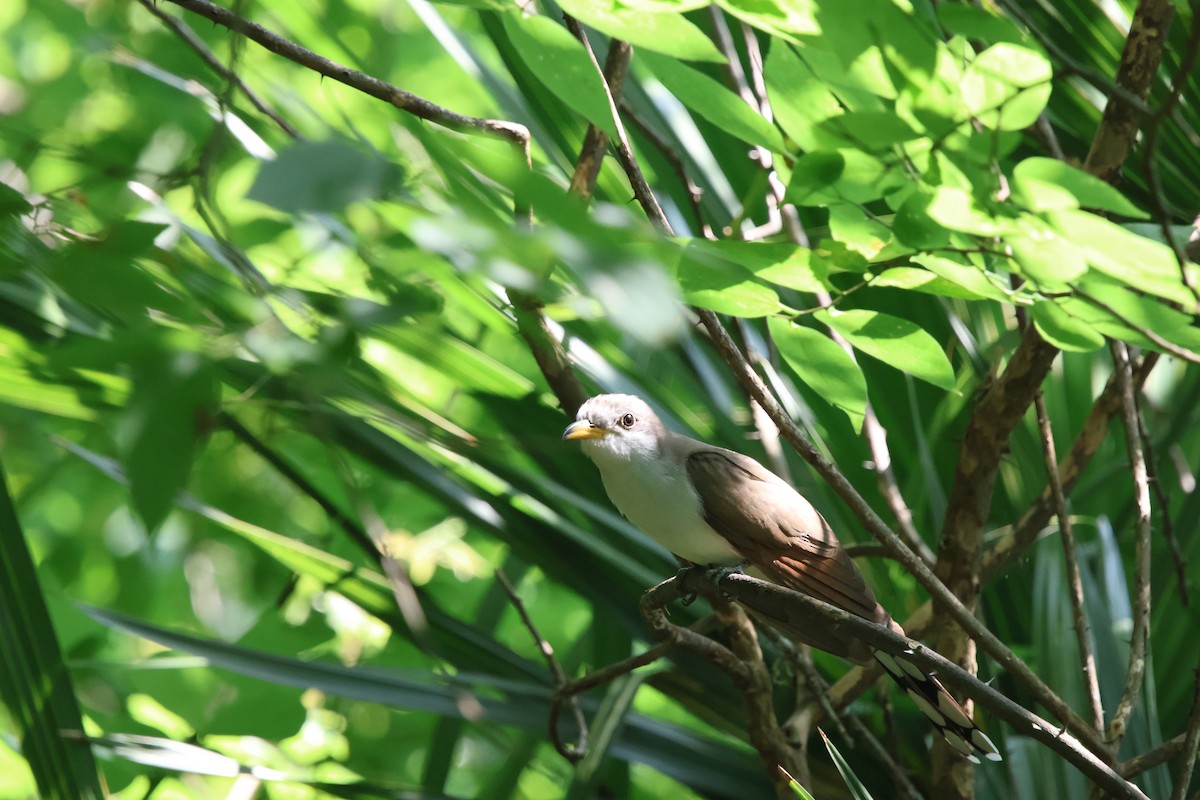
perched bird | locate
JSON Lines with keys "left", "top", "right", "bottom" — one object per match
{"left": 564, "top": 393, "right": 1001, "bottom": 763}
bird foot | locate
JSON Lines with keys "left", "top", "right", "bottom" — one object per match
{"left": 675, "top": 563, "right": 746, "bottom": 604}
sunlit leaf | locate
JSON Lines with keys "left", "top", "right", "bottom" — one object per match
{"left": 816, "top": 308, "right": 956, "bottom": 389}
{"left": 768, "top": 317, "right": 866, "bottom": 431}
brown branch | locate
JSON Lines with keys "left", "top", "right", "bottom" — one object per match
{"left": 1119, "top": 732, "right": 1186, "bottom": 778}
{"left": 1034, "top": 392, "right": 1105, "bottom": 734}
{"left": 563, "top": 20, "right": 631, "bottom": 201}
{"left": 496, "top": 569, "right": 589, "bottom": 763}
{"left": 674, "top": 569, "right": 1150, "bottom": 800}
{"left": 136, "top": 0, "right": 298, "bottom": 137}
{"left": 1169, "top": 665, "right": 1200, "bottom": 800}
{"left": 694, "top": 310, "right": 1108, "bottom": 757}
{"left": 160, "top": 0, "right": 529, "bottom": 155}
{"left": 1105, "top": 342, "right": 1153, "bottom": 750}
{"left": 1082, "top": 0, "right": 1176, "bottom": 183}
{"left": 641, "top": 578, "right": 800, "bottom": 800}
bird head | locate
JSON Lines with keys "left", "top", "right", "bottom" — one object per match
{"left": 562, "top": 394, "right": 666, "bottom": 461}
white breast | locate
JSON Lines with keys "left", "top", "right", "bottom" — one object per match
{"left": 586, "top": 446, "right": 743, "bottom": 566}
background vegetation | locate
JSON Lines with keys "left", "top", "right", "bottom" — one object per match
{"left": 1, "top": 0, "right": 1198, "bottom": 798}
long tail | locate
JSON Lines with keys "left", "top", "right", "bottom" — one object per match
{"left": 873, "top": 650, "right": 1003, "bottom": 763}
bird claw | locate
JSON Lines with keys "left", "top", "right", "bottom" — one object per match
{"left": 674, "top": 563, "right": 746, "bottom": 603}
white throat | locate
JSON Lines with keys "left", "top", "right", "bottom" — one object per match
{"left": 583, "top": 440, "right": 743, "bottom": 566}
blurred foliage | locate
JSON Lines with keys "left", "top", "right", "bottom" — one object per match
{"left": 0, "top": 0, "right": 1198, "bottom": 798}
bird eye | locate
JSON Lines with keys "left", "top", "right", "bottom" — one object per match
{"left": 620, "top": 413, "right": 636, "bottom": 428}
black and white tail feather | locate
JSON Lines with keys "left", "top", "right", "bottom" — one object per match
{"left": 873, "top": 650, "right": 1002, "bottom": 763}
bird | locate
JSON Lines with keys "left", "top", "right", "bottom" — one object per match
{"left": 563, "top": 393, "right": 1001, "bottom": 763}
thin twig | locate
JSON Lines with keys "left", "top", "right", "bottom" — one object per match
{"left": 160, "top": 0, "right": 529, "bottom": 154}
{"left": 1168, "top": 665, "right": 1200, "bottom": 800}
{"left": 985, "top": 353, "right": 1159, "bottom": 580}
{"left": 1072, "top": 288, "right": 1200, "bottom": 365}
{"left": 496, "top": 569, "right": 589, "bottom": 763}
{"left": 136, "top": 0, "right": 298, "bottom": 137}
{"left": 1136, "top": 401, "right": 1189, "bottom": 606}
{"left": 619, "top": 103, "right": 713, "bottom": 238}
{"left": 1034, "top": 392, "right": 1105, "bottom": 733}
{"left": 1105, "top": 341, "right": 1153, "bottom": 750}
{"left": 1119, "top": 732, "right": 1186, "bottom": 778}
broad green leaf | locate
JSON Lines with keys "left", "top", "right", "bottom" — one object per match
{"left": 768, "top": 317, "right": 866, "bottom": 431}
{"left": 688, "top": 240, "right": 828, "bottom": 292}
{"left": 714, "top": 0, "right": 819, "bottom": 38}
{"left": 872, "top": 266, "right": 983, "bottom": 299}
{"left": 248, "top": 140, "right": 398, "bottom": 213}
{"left": 1008, "top": 222, "right": 1089, "bottom": 285}
{"left": 962, "top": 43, "right": 1052, "bottom": 131}
{"left": 1030, "top": 301, "right": 1105, "bottom": 352}
{"left": 787, "top": 150, "right": 896, "bottom": 205}
{"left": 816, "top": 308, "right": 956, "bottom": 390}
{"left": 1013, "top": 158, "right": 1148, "bottom": 219}
{"left": 675, "top": 251, "right": 781, "bottom": 317}
{"left": 640, "top": 51, "right": 787, "bottom": 153}
{"left": 1050, "top": 209, "right": 1194, "bottom": 305}
{"left": 557, "top": 0, "right": 725, "bottom": 62}
{"left": 926, "top": 187, "right": 1007, "bottom": 236}
{"left": 502, "top": 14, "right": 618, "bottom": 138}
{"left": 911, "top": 254, "right": 1010, "bottom": 301}
{"left": 765, "top": 44, "right": 845, "bottom": 151}
{"left": 824, "top": 111, "right": 921, "bottom": 151}
{"left": 122, "top": 353, "right": 218, "bottom": 532}
{"left": 893, "top": 188, "right": 952, "bottom": 249}
{"left": 829, "top": 205, "right": 892, "bottom": 260}
{"left": 937, "top": 4, "right": 1026, "bottom": 46}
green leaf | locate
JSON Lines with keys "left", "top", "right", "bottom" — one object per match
{"left": 0, "top": 458, "right": 103, "bottom": 800}
{"left": 823, "top": 111, "right": 921, "bottom": 151}
{"left": 248, "top": 140, "right": 398, "bottom": 213}
{"left": 1030, "top": 300, "right": 1105, "bottom": 352}
{"left": 122, "top": 353, "right": 219, "bottom": 532}
{"left": 640, "top": 51, "right": 786, "bottom": 152}
{"left": 556, "top": 0, "right": 725, "bottom": 62}
{"left": 787, "top": 150, "right": 897, "bottom": 205}
{"left": 819, "top": 728, "right": 875, "bottom": 800}
{"left": 962, "top": 43, "right": 1052, "bottom": 131}
{"left": 911, "top": 254, "right": 1010, "bottom": 301}
{"left": 676, "top": 247, "right": 781, "bottom": 317}
{"left": 926, "top": 187, "right": 1007, "bottom": 236}
{"left": 893, "top": 188, "right": 952, "bottom": 249}
{"left": 714, "top": 0, "right": 819, "bottom": 38}
{"left": 1050, "top": 209, "right": 1194, "bottom": 305}
{"left": 937, "top": 4, "right": 1026, "bottom": 46}
{"left": 1013, "top": 158, "right": 1148, "bottom": 219}
{"left": 769, "top": 317, "right": 866, "bottom": 431}
{"left": 501, "top": 14, "right": 618, "bottom": 138}
{"left": 1008, "top": 221, "right": 1089, "bottom": 285}
{"left": 0, "top": 182, "right": 32, "bottom": 217}
{"left": 688, "top": 240, "right": 828, "bottom": 292}
{"left": 872, "top": 266, "right": 982, "bottom": 299}
{"left": 815, "top": 308, "right": 956, "bottom": 389}
{"left": 765, "top": 44, "right": 845, "bottom": 151}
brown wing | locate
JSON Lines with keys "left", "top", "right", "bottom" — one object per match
{"left": 685, "top": 449, "right": 889, "bottom": 626}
